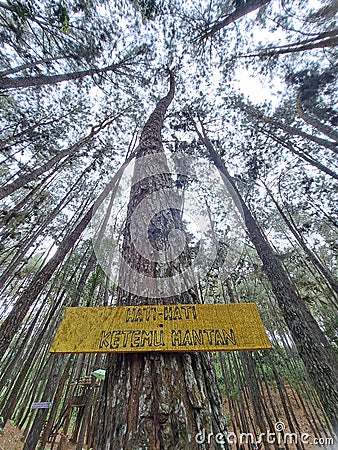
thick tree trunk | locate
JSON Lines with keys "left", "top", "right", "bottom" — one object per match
{"left": 97, "top": 71, "right": 229, "bottom": 449}
{"left": 99, "top": 352, "right": 227, "bottom": 449}
{"left": 194, "top": 120, "right": 338, "bottom": 433}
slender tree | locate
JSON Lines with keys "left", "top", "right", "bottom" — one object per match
{"left": 244, "top": 104, "right": 338, "bottom": 154}
{"left": 239, "top": 28, "right": 338, "bottom": 58}
{"left": 192, "top": 116, "right": 338, "bottom": 433}
{"left": 0, "top": 160, "right": 129, "bottom": 359}
{"left": 200, "top": 0, "right": 271, "bottom": 40}
{"left": 257, "top": 127, "right": 338, "bottom": 181}
{"left": 0, "top": 56, "right": 66, "bottom": 77}
{"left": 0, "top": 50, "right": 144, "bottom": 90}
{"left": 0, "top": 109, "right": 129, "bottom": 200}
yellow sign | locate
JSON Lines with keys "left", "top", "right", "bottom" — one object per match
{"left": 50, "top": 303, "right": 270, "bottom": 354}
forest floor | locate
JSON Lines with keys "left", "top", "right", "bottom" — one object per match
{"left": 0, "top": 383, "right": 336, "bottom": 450}
{"left": 1, "top": 418, "right": 335, "bottom": 450}
{"left": 0, "top": 423, "right": 77, "bottom": 449}
{"left": 0, "top": 421, "right": 24, "bottom": 450}
{"left": 0, "top": 422, "right": 77, "bottom": 450}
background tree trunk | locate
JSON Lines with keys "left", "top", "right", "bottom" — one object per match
{"left": 194, "top": 118, "right": 338, "bottom": 433}
{"left": 0, "top": 53, "right": 140, "bottom": 90}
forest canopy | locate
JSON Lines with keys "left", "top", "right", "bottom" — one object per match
{"left": 0, "top": 0, "right": 337, "bottom": 449}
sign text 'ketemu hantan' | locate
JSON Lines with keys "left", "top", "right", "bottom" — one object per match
{"left": 50, "top": 303, "right": 271, "bottom": 354}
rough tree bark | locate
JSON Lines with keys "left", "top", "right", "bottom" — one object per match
{"left": 97, "top": 71, "right": 229, "bottom": 449}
